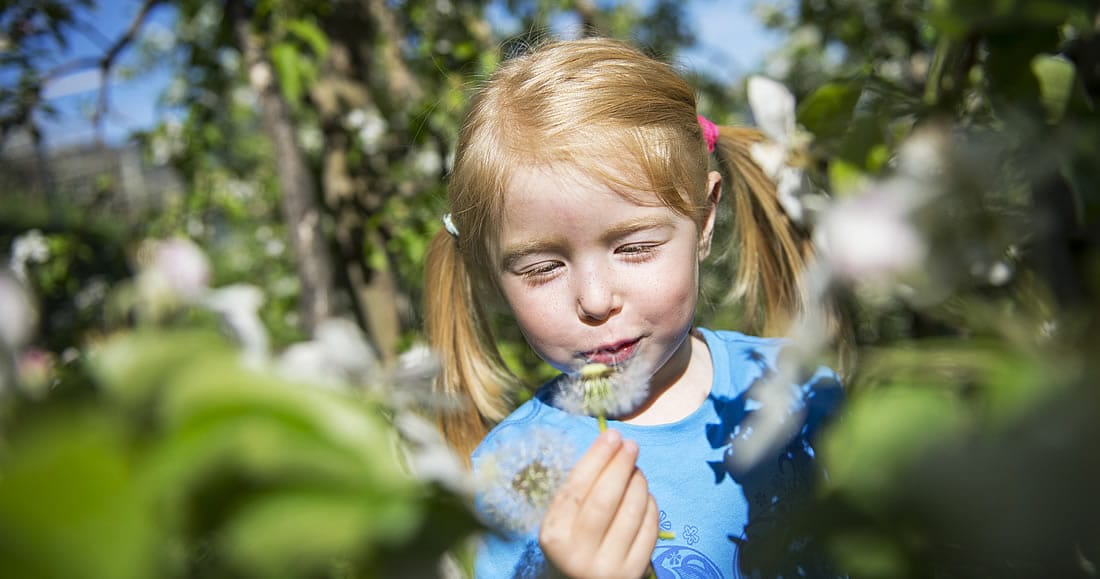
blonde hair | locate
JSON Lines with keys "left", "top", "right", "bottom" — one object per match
{"left": 425, "top": 37, "right": 822, "bottom": 461}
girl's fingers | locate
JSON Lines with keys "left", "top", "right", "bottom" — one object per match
{"left": 622, "top": 493, "right": 660, "bottom": 578}
{"left": 597, "top": 466, "right": 651, "bottom": 561}
{"left": 541, "top": 429, "right": 623, "bottom": 544}
{"left": 571, "top": 438, "right": 639, "bottom": 538}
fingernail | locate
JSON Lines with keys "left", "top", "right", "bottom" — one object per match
{"left": 602, "top": 429, "right": 622, "bottom": 446}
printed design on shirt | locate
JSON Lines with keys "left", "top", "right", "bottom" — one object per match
{"left": 682, "top": 525, "right": 700, "bottom": 545}
{"left": 659, "top": 509, "right": 673, "bottom": 534}
{"left": 509, "top": 540, "right": 546, "bottom": 579}
{"left": 652, "top": 544, "right": 725, "bottom": 579}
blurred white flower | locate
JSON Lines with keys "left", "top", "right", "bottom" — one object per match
{"left": 263, "top": 238, "right": 285, "bottom": 257}
{"left": 412, "top": 146, "right": 442, "bottom": 176}
{"left": 202, "top": 284, "right": 269, "bottom": 367}
{"left": 477, "top": 428, "right": 576, "bottom": 535}
{"left": 0, "top": 273, "right": 36, "bottom": 350}
{"left": 226, "top": 179, "right": 256, "bottom": 201}
{"left": 141, "top": 237, "right": 212, "bottom": 303}
{"left": 346, "top": 108, "right": 387, "bottom": 154}
{"left": 381, "top": 343, "right": 453, "bottom": 413}
{"left": 747, "top": 76, "right": 812, "bottom": 223}
{"left": 896, "top": 125, "right": 949, "bottom": 182}
{"left": 815, "top": 180, "right": 927, "bottom": 283}
{"left": 17, "top": 348, "right": 54, "bottom": 398}
{"left": 395, "top": 412, "right": 471, "bottom": 495}
{"left": 276, "top": 318, "right": 377, "bottom": 389}
{"left": 143, "top": 22, "right": 175, "bottom": 52}
{"left": 218, "top": 47, "right": 241, "bottom": 74}
{"left": 297, "top": 125, "right": 323, "bottom": 155}
{"left": 10, "top": 229, "right": 49, "bottom": 282}
{"left": 970, "top": 259, "right": 1014, "bottom": 287}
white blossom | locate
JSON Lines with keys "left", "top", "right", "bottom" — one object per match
{"left": 142, "top": 237, "right": 212, "bottom": 302}
{"left": 0, "top": 273, "right": 36, "bottom": 350}
{"left": 346, "top": 108, "right": 387, "bottom": 154}
{"left": 10, "top": 229, "right": 49, "bottom": 282}
{"left": 395, "top": 412, "right": 471, "bottom": 495}
{"left": 202, "top": 284, "right": 269, "bottom": 368}
{"left": 815, "top": 180, "right": 927, "bottom": 283}
{"left": 276, "top": 318, "right": 377, "bottom": 389}
{"left": 746, "top": 76, "right": 812, "bottom": 223}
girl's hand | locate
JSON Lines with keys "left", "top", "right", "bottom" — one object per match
{"left": 538, "top": 429, "right": 659, "bottom": 579}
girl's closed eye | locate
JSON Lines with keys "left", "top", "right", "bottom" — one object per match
{"left": 616, "top": 242, "right": 661, "bottom": 261}
{"left": 520, "top": 261, "right": 563, "bottom": 283}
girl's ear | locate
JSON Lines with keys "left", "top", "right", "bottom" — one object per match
{"left": 698, "top": 170, "right": 722, "bottom": 260}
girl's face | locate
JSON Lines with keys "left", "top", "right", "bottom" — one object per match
{"left": 494, "top": 164, "right": 720, "bottom": 399}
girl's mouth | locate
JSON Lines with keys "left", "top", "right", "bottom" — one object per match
{"left": 581, "top": 338, "right": 640, "bottom": 365}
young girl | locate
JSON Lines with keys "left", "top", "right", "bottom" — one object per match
{"left": 425, "top": 37, "right": 843, "bottom": 579}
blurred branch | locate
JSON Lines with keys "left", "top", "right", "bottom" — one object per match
{"left": 29, "top": 0, "right": 164, "bottom": 143}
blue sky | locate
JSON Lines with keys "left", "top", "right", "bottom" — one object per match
{"left": 36, "top": 0, "right": 779, "bottom": 149}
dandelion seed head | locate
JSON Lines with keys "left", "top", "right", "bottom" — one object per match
{"left": 556, "top": 361, "right": 651, "bottom": 419}
{"left": 477, "top": 428, "right": 575, "bottom": 535}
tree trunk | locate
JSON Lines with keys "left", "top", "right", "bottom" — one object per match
{"left": 311, "top": 6, "right": 406, "bottom": 364}
{"left": 230, "top": 0, "right": 335, "bottom": 337}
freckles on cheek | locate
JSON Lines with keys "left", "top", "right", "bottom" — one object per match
{"left": 647, "top": 276, "right": 698, "bottom": 320}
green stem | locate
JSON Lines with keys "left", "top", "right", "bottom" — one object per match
{"left": 658, "top": 530, "right": 675, "bottom": 540}
{"left": 598, "top": 414, "right": 607, "bottom": 432}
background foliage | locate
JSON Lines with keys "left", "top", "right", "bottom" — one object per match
{"left": 1, "top": 0, "right": 1098, "bottom": 577}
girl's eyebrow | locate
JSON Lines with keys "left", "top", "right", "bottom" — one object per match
{"left": 600, "top": 215, "right": 677, "bottom": 242}
{"left": 499, "top": 215, "right": 676, "bottom": 270}
{"left": 500, "top": 237, "right": 568, "bottom": 271}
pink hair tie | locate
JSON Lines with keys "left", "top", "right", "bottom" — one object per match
{"left": 697, "top": 115, "right": 719, "bottom": 153}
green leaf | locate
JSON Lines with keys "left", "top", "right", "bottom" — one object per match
{"left": 822, "top": 386, "right": 967, "bottom": 509}
{"left": 1031, "top": 54, "right": 1075, "bottom": 124}
{"left": 285, "top": 19, "right": 329, "bottom": 58}
{"left": 829, "top": 531, "right": 908, "bottom": 579}
{"left": 0, "top": 413, "right": 160, "bottom": 579}
{"left": 797, "top": 80, "right": 863, "bottom": 142}
{"left": 220, "top": 489, "right": 422, "bottom": 576}
{"left": 270, "top": 42, "right": 303, "bottom": 105}
{"left": 828, "top": 158, "right": 868, "bottom": 197}
{"left": 88, "top": 329, "right": 231, "bottom": 409}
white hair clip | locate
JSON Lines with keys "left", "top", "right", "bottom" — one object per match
{"left": 442, "top": 213, "right": 460, "bottom": 238}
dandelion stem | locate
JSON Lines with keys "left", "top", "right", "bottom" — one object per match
{"left": 658, "top": 530, "right": 675, "bottom": 540}
{"left": 597, "top": 414, "right": 607, "bottom": 432}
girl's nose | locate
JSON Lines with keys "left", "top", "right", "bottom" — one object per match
{"left": 575, "top": 270, "right": 620, "bottom": 323}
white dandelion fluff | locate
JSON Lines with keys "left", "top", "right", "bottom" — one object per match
{"left": 555, "top": 362, "right": 651, "bottom": 429}
{"left": 477, "top": 428, "right": 576, "bottom": 535}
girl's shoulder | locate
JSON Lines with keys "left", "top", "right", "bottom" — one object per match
{"left": 698, "top": 327, "right": 788, "bottom": 354}
{"left": 697, "top": 326, "right": 842, "bottom": 400}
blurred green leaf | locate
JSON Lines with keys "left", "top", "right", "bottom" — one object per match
{"left": 220, "top": 489, "right": 421, "bottom": 577}
{"left": 285, "top": 19, "right": 329, "bottom": 58}
{"left": 797, "top": 80, "right": 863, "bottom": 142}
{"left": 88, "top": 329, "right": 231, "bottom": 409}
{"left": 0, "top": 413, "right": 160, "bottom": 579}
{"left": 822, "top": 385, "right": 967, "bottom": 509}
{"left": 828, "top": 531, "right": 909, "bottom": 579}
{"left": 1031, "top": 54, "right": 1076, "bottom": 123}
{"left": 271, "top": 42, "right": 303, "bottom": 105}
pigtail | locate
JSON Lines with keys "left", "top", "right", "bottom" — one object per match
{"left": 424, "top": 229, "right": 517, "bottom": 464}
{"left": 711, "top": 126, "right": 816, "bottom": 338}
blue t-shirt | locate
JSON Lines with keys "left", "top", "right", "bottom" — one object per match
{"left": 471, "top": 328, "right": 844, "bottom": 579}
